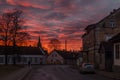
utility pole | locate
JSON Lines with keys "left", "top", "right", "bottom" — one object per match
{"left": 37, "top": 36, "right": 42, "bottom": 48}
{"left": 65, "top": 40, "right": 67, "bottom": 51}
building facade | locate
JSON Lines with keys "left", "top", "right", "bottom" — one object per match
{"left": 82, "top": 8, "right": 120, "bottom": 68}
{"left": 0, "top": 46, "right": 46, "bottom": 65}
{"left": 98, "top": 42, "right": 113, "bottom": 71}
{"left": 47, "top": 51, "right": 64, "bottom": 64}
{"left": 110, "top": 33, "right": 120, "bottom": 72}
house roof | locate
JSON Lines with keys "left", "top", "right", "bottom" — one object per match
{"left": 54, "top": 50, "right": 78, "bottom": 60}
{"left": 85, "top": 24, "right": 96, "bottom": 31}
{"left": 82, "top": 24, "right": 96, "bottom": 38}
{"left": 82, "top": 8, "right": 120, "bottom": 38}
{"left": 109, "top": 33, "right": 120, "bottom": 43}
{"left": 97, "top": 8, "right": 120, "bottom": 24}
{"left": 0, "top": 46, "right": 46, "bottom": 55}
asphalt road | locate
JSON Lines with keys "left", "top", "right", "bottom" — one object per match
{"left": 24, "top": 65, "right": 114, "bottom": 80}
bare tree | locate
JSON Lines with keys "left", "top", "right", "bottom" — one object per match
{"left": 48, "top": 38, "right": 61, "bottom": 51}
{"left": 0, "top": 9, "right": 30, "bottom": 65}
{"left": 10, "top": 9, "right": 30, "bottom": 65}
{"left": 0, "top": 9, "right": 30, "bottom": 46}
{"left": 0, "top": 12, "right": 13, "bottom": 65}
{"left": 0, "top": 12, "right": 12, "bottom": 46}
{"left": 10, "top": 9, "right": 30, "bottom": 46}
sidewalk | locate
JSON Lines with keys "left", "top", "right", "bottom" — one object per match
{"left": 0, "top": 67, "right": 31, "bottom": 80}
{"left": 96, "top": 70, "right": 120, "bottom": 80}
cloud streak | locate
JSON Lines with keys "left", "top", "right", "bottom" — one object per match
{"left": 0, "top": 0, "right": 120, "bottom": 50}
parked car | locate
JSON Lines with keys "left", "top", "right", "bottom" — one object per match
{"left": 79, "top": 63, "right": 95, "bottom": 73}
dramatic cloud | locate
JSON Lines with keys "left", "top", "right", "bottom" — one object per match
{"left": 0, "top": 0, "right": 120, "bottom": 50}
{"left": 44, "top": 12, "right": 67, "bottom": 20}
{"left": 6, "top": 0, "right": 51, "bottom": 9}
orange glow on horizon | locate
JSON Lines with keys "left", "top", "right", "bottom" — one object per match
{"left": 27, "top": 39, "right": 82, "bottom": 53}
{"left": 0, "top": 39, "right": 82, "bottom": 53}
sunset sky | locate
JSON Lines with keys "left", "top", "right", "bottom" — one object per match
{"left": 0, "top": 0, "right": 120, "bottom": 51}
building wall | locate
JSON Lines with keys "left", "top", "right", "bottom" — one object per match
{"left": 82, "top": 9, "right": 120, "bottom": 68}
{"left": 114, "top": 43, "right": 120, "bottom": 66}
{"left": 82, "top": 27, "right": 96, "bottom": 64}
{"left": 113, "top": 42, "right": 120, "bottom": 72}
{"left": 0, "top": 55, "right": 44, "bottom": 65}
{"left": 47, "top": 51, "right": 64, "bottom": 64}
{"left": 20, "top": 55, "right": 44, "bottom": 64}
{"left": 99, "top": 47, "right": 106, "bottom": 70}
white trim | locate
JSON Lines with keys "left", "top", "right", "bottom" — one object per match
{"left": 39, "top": 47, "right": 45, "bottom": 55}
{"left": 114, "top": 43, "right": 120, "bottom": 66}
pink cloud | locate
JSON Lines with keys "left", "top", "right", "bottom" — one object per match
{"left": 6, "top": 0, "right": 50, "bottom": 9}
{"left": 0, "top": 0, "right": 119, "bottom": 50}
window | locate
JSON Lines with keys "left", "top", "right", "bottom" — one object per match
{"left": 99, "top": 53, "right": 102, "bottom": 64}
{"left": 0, "top": 57, "right": 4, "bottom": 63}
{"left": 23, "top": 57, "right": 27, "bottom": 63}
{"left": 52, "top": 54, "right": 54, "bottom": 57}
{"left": 7, "top": 56, "right": 11, "bottom": 63}
{"left": 34, "top": 57, "right": 38, "bottom": 63}
{"left": 40, "top": 58, "right": 42, "bottom": 64}
{"left": 55, "top": 54, "right": 57, "bottom": 57}
{"left": 29, "top": 57, "right": 32, "bottom": 61}
{"left": 51, "top": 59, "right": 53, "bottom": 62}
{"left": 115, "top": 44, "right": 120, "bottom": 59}
{"left": 102, "top": 23, "right": 106, "bottom": 27}
{"left": 109, "top": 20, "right": 115, "bottom": 28}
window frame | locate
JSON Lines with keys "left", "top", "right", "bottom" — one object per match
{"left": 109, "top": 20, "right": 115, "bottom": 28}
{"left": 0, "top": 57, "right": 4, "bottom": 63}
{"left": 114, "top": 43, "right": 120, "bottom": 59}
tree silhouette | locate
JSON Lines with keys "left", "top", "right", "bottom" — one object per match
{"left": 48, "top": 38, "right": 61, "bottom": 51}
{"left": 0, "top": 12, "right": 12, "bottom": 46}
{"left": 0, "top": 9, "right": 30, "bottom": 65}
{"left": 10, "top": 9, "right": 30, "bottom": 46}
{"left": 0, "top": 12, "right": 13, "bottom": 65}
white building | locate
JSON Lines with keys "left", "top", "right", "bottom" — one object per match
{"left": 47, "top": 50, "right": 64, "bottom": 64}
{"left": 0, "top": 46, "right": 46, "bottom": 65}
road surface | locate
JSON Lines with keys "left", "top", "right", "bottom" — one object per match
{"left": 24, "top": 65, "right": 114, "bottom": 80}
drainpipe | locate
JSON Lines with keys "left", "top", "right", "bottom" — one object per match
{"left": 94, "top": 27, "right": 96, "bottom": 68}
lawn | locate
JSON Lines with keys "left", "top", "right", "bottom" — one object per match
{"left": 0, "top": 65, "right": 24, "bottom": 77}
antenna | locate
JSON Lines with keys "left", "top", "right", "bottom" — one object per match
{"left": 65, "top": 40, "right": 67, "bottom": 51}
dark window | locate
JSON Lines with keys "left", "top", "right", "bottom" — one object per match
{"left": 109, "top": 20, "right": 115, "bottom": 28}
{"left": 52, "top": 54, "right": 54, "bottom": 57}
{"left": 0, "top": 57, "right": 4, "bottom": 63}
{"left": 100, "top": 53, "right": 102, "bottom": 64}
{"left": 115, "top": 44, "right": 120, "bottom": 59}
{"left": 34, "top": 57, "right": 38, "bottom": 63}
{"left": 7, "top": 56, "right": 10, "bottom": 63}
{"left": 51, "top": 59, "right": 53, "bottom": 62}
{"left": 23, "top": 57, "right": 27, "bottom": 62}
{"left": 29, "top": 57, "right": 32, "bottom": 61}
{"left": 102, "top": 23, "right": 106, "bottom": 27}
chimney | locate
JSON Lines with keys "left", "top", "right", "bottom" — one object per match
{"left": 65, "top": 40, "right": 67, "bottom": 51}
{"left": 113, "top": 9, "right": 117, "bottom": 12}
{"left": 110, "top": 9, "right": 117, "bottom": 15}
